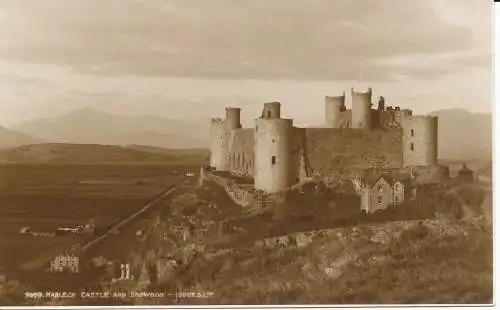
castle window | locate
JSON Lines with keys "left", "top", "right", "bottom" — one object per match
{"left": 377, "top": 185, "right": 384, "bottom": 192}
{"left": 271, "top": 156, "right": 276, "bottom": 165}
{"left": 411, "top": 129, "right": 414, "bottom": 136}
{"left": 377, "top": 195, "right": 383, "bottom": 204}
{"left": 410, "top": 143, "right": 414, "bottom": 151}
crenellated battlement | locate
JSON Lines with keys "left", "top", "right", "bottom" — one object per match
{"left": 403, "top": 115, "right": 437, "bottom": 120}
{"left": 351, "top": 87, "right": 372, "bottom": 95}
{"left": 208, "top": 87, "right": 439, "bottom": 193}
{"left": 211, "top": 118, "right": 225, "bottom": 124}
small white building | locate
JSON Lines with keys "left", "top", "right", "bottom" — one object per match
{"left": 20, "top": 227, "right": 31, "bottom": 234}
{"left": 50, "top": 254, "right": 80, "bottom": 273}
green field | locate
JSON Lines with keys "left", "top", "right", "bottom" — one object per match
{"left": 0, "top": 164, "right": 200, "bottom": 281}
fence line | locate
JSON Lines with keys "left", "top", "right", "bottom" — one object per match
{"left": 82, "top": 186, "right": 179, "bottom": 251}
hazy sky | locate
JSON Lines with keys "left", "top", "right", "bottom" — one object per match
{"left": 0, "top": 0, "right": 492, "bottom": 127}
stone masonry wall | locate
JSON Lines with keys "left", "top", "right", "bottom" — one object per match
{"left": 228, "top": 128, "right": 255, "bottom": 176}
{"left": 203, "top": 173, "right": 254, "bottom": 208}
{"left": 303, "top": 128, "right": 403, "bottom": 176}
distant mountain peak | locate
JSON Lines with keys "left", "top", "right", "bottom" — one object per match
{"left": 429, "top": 108, "right": 491, "bottom": 117}
{"left": 11, "top": 109, "right": 210, "bottom": 149}
{"left": 58, "top": 107, "right": 117, "bottom": 119}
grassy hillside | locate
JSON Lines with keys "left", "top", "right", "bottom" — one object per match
{"left": 0, "top": 161, "right": 492, "bottom": 305}
{"left": 167, "top": 218, "right": 491, "bottom": 304}
{"left": 155, "top": 181, "right": 492, "bottom": 304}
{"left": 0, "top": 126, "right": 42, "bottom": 149}
{"left": 86, "top": 177, "right": 491, "bottom": 306}
{"left": 0, "top": 143, "right": 209, "bottom": 165}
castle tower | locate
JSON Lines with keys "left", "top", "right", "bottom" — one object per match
{"left": 377, "top": 96, "right": 385, "bottom": 111}
{"left": 351, "top": 87, "right": 372, "bottom": 129}
{"left": 254, "top": 118, "right": 295, "bottom": 193}
{"left": 325, "top": 93, "right": 346, "bottom": 128}
{"left": 225, "top": 107, "right": 242, "bottom": 129}
{"left": 401, "top": 115, "right": 438, "bottom": 167}
{"left": 394, "top": 108, "right": 413, "bottom": 125}
{"left": 261, "top": 102, "right": 281, "bottom": 119}
{"left": 209, "top": 107, "right": 242, "bottom": 171}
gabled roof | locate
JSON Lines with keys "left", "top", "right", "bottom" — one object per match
{"left": 361, "top": 171, "right": 412, "bottom": 187}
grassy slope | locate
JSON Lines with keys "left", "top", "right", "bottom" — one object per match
{"left": 173, "top": 217, "right": 492, "bottom": 304}
{"left": 137, "top": 179, "right": 493, "bottom": 305}
{"left": 0, "top": 143, "right": 209, "bottom": 165}
{"left": 0, "top": 167, "right": 493, "bottom": 305}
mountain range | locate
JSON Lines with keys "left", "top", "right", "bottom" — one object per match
{"left": 8, "top": 108, "right": 209, "bottom": 149}
{"left": 0, "top": 107, "right": 492, "bottom": 161}
{"left": 0, "top": 143, "right": 209, "bottom": 164}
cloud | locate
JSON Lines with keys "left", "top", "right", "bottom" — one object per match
{"left": 0, "top": 0, "right": 491, "bottom": 80}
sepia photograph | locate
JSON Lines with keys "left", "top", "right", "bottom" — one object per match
{"left": 0, "top": 0, "right": 494, "bottom": 307}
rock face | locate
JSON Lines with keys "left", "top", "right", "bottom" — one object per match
{"left": 294, "top": 233, "right": 313, "bottom": 248}
{"left": 322, "top": 252, "right": 358, "bottom": 280}
{"left": 370, "top": 232, "right": 390, "bottom": 245}
{"left": 277, "top": 236, "right": 290, "bottom": 247}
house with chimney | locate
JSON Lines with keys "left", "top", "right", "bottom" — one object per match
{"left": 357, "top": 173, "right": 414, "bottom": 214}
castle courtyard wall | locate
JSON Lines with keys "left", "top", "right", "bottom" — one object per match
{"left": 303, "top": 128, "right": 403, "bottom": 176}
{"left": 227, "top": 128, "right": 255, "bottom": 175}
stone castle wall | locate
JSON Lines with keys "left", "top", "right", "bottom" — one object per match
{"left": 303, "top": 128, "right": 403, "bottom": 176}
{"left": 401, "top": 116, "right": 438, "bottom": 167}
{"left": 325, "top": 95, "right": 346, "bottom": 128}
{"left": 351, "top": 88, "right": 372, "bottom": 129}
{"left": 227, "top": 128, "right": 255, "bottom": 175}
{"left": 202, "top": 173, "right": 254, "bottom": 208}
{"left": 413, "top": 165, "right": 449, "bottom": 184}
{"left": 224, "top": 127, "right": 404, "bottom": 179}
{"left": 254, "top": 118, "right": 296, "bottom": 193}
{"left": 209, "top": 118, "right": 231, "bottom": 170}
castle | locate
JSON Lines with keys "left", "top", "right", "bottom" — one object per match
{"left": 209, "top": 87, "right": 447, "bottom": 194}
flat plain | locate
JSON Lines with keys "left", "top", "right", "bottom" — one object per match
{"left": 0, "top": 163, "right": 199, "bottom": 282}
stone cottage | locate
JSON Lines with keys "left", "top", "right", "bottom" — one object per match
{"left": 359, "top": 174, "right": 413, "bottom": 214}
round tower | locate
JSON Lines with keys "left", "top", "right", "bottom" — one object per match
{"left": 325, "top": 93, "right": 346, "bottom": 128}
{"left": 225, "top": 107, "right": 241, "bottom": 129}
{"left": 351, "top": 87, "right": 372, "bottom": 129}
{"left": 261, "top": 102, "right": 281, "bottom": 119}
{"left": 209, "top": 118, "right": 231, "bottom": 170}
{"left": 401, "top": 115, "right": 438, "bottom": 167}
{"left": 254, "top": 118, "right": 295, "bottom": 193}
